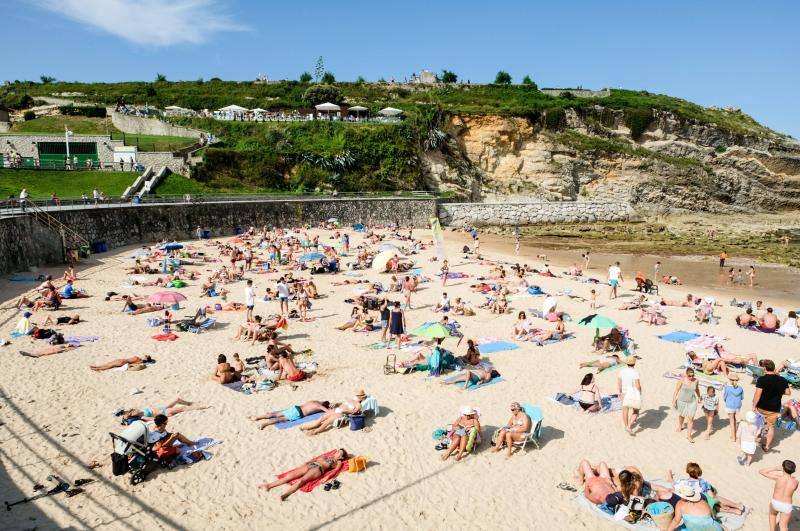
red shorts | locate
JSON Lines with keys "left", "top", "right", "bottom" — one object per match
{"left": 288, "top": 371, "right": 306, "bottom": 382}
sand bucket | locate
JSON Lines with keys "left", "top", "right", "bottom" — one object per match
{"left": 646, "top": 501, "right": 674, "bottom": 530}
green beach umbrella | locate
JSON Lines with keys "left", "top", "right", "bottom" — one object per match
{"left": 410, "top": 323, "right": 453, "bottom": 339}
{"left": 577, "top": 314, "right": 617, "bottom": 337}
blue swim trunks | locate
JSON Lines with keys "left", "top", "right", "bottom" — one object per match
{"left": 610, "top": 279, "right": 619, "bottom": 287}
{"left": 280, "top": 406, "right": 303, "bottom": 421}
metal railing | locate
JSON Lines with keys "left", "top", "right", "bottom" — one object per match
{"left": 1, "top": 191, "right": 436, "bottom": 216}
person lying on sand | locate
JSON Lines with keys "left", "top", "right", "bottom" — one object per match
{"left": 20, "top": 344, "right": 77, "bottom": 358}
{"left": 250, "top": 400, "right": 331, "bottom": 429}
{"left": 441, "top": 406, "right": 481, "bottom": 462}
{"left": 490, "top": 402, "right": 532, "bottom": 458}
{"left": 660, "top": 295, "right": 693, "bottom": 307}
{"left": 121, "top": 296, "right": 162, "bottom": 315}
{"left": 42, "top": 314, "right": 81, "bottom": 326}
{"left": 577, "top": 459, "right": 619, "bottom": 504}
{"left": 441, "top": 367, "right": 500, "bottom": 390}
{"left": 300, "top": 391, "right": 366, "bottom": 436}
{"left": 90, "top": 355, "right": 153, "bottom": 371}
{"left": 619, "top": 295, "right": 647, "bottom": 310}
{"left": 580, "top": 354, "right": 622, "bottom": 373}
{"left": 258, "top": 448, "right": 349, "bottom": 501}
{"left": 687, "top": 351, "right": 728, "bottom": 376}
{"left": 529, "top": 314, "right": 565, "bottom": 342}
{"left": 120, "top": 397, "right": 209, "bottom": 421}
{"left": 709, "top": 344, "right": 759, "bottom": 367}
{"left": 211, "top": 354, "right": 240, "bottom": 384}
{"left": 104, "top": 292, "right": 145, "bottom": 302}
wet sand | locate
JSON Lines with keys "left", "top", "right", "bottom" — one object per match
{"left": 451, "top": 231, "right": 800, "bottom": 308}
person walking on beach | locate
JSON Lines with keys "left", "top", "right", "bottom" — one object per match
{"left": 618, "top": 357, "right": 642, "bottom": 434}
{"left": 753, "top": 359, "right": 791, "bottom": 452}
{"left": 759, "top": 460, "right": 797, "bottom": 531}
{"left": 607, "top": 261, "right": 623, "bottom": 299}
{"left": 719, "top": 249, "right": 727, "bottom": 268}
{"left": 387, "top": 301, "right": 406, "bottom": 350}
{"left": 196, "top": 225, "right": 203, "bottom": 240}
{"left": 654, "top": 261, "right": 661, "bottom": 279}
{"left": 276, "top": 277, "right": 290, "bottom": 315}
{"left": 583, "top": 252, "right": 591, "bottom": 270}
{"left": 441, "top": 259, "right": 449, "bottom": 287}
{"left": 748, "top": 265, "right": 756, "bottom": 287}
{"left": 244, "top": 279, "right": 255, "bottom": 322}
{"left": 512, "top": 226, "right": 520, "bottom": 255}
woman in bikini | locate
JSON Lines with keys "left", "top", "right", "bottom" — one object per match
{"left": 441, "top": 406, "right": 481, "bottom": 461}
{"left": 121, "top": 397, "right": 209, "bottom": 421}
{"left": 572, "top": 373, "right": 602, "bottom": 413}
{"left": 258, "top": 448, "right": 349, "bottom": 501}
{"left": 459, "top": 339, "right": 481, "bottom": 366}
{"left": 211, "top": 354, "right": 240, "bottom": 384}
{"left": 336, "top": 307, "right": 361, "bottom": 331}
{"left": 90, "top": 355, "right": 153, "bottom": 371}
{"left": 491, "top": 402, "right": 532, "bottom": 457}
{"left": 301, "top": 391, "right": 366, "bottom": 436}
{"left": 441, "top": 367, "right": 500, "bottom": 390}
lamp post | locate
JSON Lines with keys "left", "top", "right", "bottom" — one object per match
{"left": 64, "top": 125, "right": 73, "bottom": 168}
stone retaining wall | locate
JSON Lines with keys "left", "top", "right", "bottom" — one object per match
{"left": 438, "top": 201, "right": 633, "bottom": 227}
{"left": 0, "top": 198, "right": 436, "bottom": 275}
{"left": 110, "top": 111, "right": 201, "bottom": 139}
{"left": 135, "top": 151, "right": 188, "bottom": 175}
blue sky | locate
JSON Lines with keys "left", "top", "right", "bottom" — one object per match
{"left": 5, "top": 0, "right": 800, "bottom": 137}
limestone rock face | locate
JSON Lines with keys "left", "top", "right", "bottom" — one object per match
{"left": 427, "top": 108, "right": 800, "bottom": 213}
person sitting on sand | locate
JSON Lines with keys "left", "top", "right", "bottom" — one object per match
{"left": 577, "top": 460, "right": 619, "bottom": 504}
{"left": 667, "top": 484, "right": 722, "bottom": 530}
{"left": 513, "top": 311, "right": 531, "bottom": 339}
{"left": 593, "top": 327, "right": 623, "bottom": 352}
{"left": 337, "top": 307, "right": 362, "bottom": 331}
{"left": 667, "top": 462, "right": 745, "bottom": 516}
{"left": 458, "top": 339, "right": 481, "bottom": 366}
{"left": 778, "top": 311, "right": 799, "bottom": 337}
{"left": 20, "top": 344, "right": 77, "bottom": 358}
{"left": 258, "top": 448, "right": 349, "bottom": 501}
{"left": 491, "top": 402, "right": 532, "bottom": 457}
{"left": 529, "top": 313, "right": 566, "bottom": 342}
{"left": 62, "top": 264, "right": 77, "bottom": 282}
{"left": 250, "top": 400, "right": 331, "bottom": 429}
{"left": 15, "top": 311, "right": 35, "bottom": 335}
{"left": 580, "top": 354, "right": 622, "bottom": 373}
{"left": 604, "top": 468, "right": 675, "bottom": 512}
{"left": 232, "top": 316, "right": 262, "bottom": 341}
{"left": 121, "top": 397, "right": 209, "bottom": 422}
{"left": 619, "top": 295, "right": 647, "bottom": 310}
{"left": 759, "top": 307, "right": 780, "bottom": 332}
{"left": 32, "top": 287, "right": 61, "bottom": 311}
{"left": 434, "top": 292, "right": 451, "bottom": 312}
{"left": 695, "top": 299, "right": 715, "bottom": 324}
{"left": 441, "top": 367, "right": 500, "bottom": 390}
{"left": 148, "top": 414, "right": 197, "bottom": 457}
{"left": 90, "top": 355, "right": 153, "bottom": 371}
{"left": 573, "top": 373, "right": 602, "bottom": 413}
{"left": 61, "top": 280, "right": 86, "bottom": 300}
{"left": 300, "top": 390, "right": 366, "bottom": 436}
{"left": 687, "top": 351, "right": 728, "bottom": 376}
{"left": 276, "top": 352, "right": 306, "bottom": 382}
{"left": 638, "top": 304, "right": 666, "bottom": 325}
{"left": 211, "top": 354, "right": 240, "bottom": 384}
{"left": 451, "top": 297, "right": 474, "bottom": 316}
{"left": 441, "top": 406, "right": 481, "bottom": 461}
{"left": 566, "top": 263, "right": 582, "bottom": 277}
{"left": 42, "top": 314, "right": 81, "bottom": 326}
{"left": 735, "top": 308, "right": 758, "bottom": 327}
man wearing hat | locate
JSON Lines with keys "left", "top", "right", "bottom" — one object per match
{"left": 723, "top": 373, "right": 744, "bottom": 441}
{"left": 617, "top": 356, "right": 642, "bottom": 435}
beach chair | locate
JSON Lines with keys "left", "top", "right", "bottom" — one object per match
{"left": 746, "top": 364, "right": 765, "bottom": 379}
{"left": 645, "top": 279, "right": 659, "bottom": 295}
{"left": 516, "top": 403, "right": 544, "bottom": 451}
{"left": 188, "top": 318, "right": 216, "bottom": 334}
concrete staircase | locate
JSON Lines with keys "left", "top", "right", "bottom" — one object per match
{"left": 121, "top": 166, "right": 153, "bottom": 199}
{"left": 138, "top": 167, "right": 169, "bottom": 197}
{"left": 26, "top": 202, "right": 90, "bottom": 259}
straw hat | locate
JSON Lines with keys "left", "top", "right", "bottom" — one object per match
{"left": 728, "top": 373, "right": 740, "bottom": 381}
{"left": 624, "top": 356, "right": 637, "bottom": 366}
{"left": 355, "top": 389, "right": 367, "bottom": 400}
{"left": 745, "top": 411, "right": 757, "bottom": 423}
{"left": 460, "top": 405, "right": 475, "bottom": 416}
{"left": 675, "top": 484, "right": 702, "bottom": 502}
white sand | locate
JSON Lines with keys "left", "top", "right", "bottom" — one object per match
{"left": 1, "top": 228, "right": 799, "bottom": 530}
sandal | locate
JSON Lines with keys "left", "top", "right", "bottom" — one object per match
{"left": 331, "top": 480, "right": 341, "bottom": 490}
{"left": 323, "top": 482, "right": 333, "bottom": 491}
{"left": 66, "top": 488, "right": 84, "bottom": 498}
{"left": 556, "top": 482, "right": 577, "bottom": 492}
{"left": 74, "top": 478, "right": 94, "bottom": 487}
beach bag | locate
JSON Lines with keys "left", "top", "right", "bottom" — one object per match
{"left": 349, "top": 414, "right": 366, "bottom": 431}
{"left": 646, "top": 501, "right": 674, "bottom": 530}
{"left": 47, "top": 333, "right": 64, "bottom": 345}
{"left": 111, "top": 453, "right": 129, "bottom": 476}
{"left": 146, "top": 317, "right": 161, "bottom": 327}
{"left": 347, "top": 455, "right": 368, "bottom": 472}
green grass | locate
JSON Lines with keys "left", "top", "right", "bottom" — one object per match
{"left": 0, "top": 169, "right": 135, "bottom": 198}
{"left": 153, "top": 174, "right": 212, "bottom": 195}
{"left": 10, "top": 115, "right": 116, "bottom": 135}
{"left": 110, "top": 133, "right": 197, "bottom": 152}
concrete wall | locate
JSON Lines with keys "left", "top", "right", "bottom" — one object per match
{"left": 135, "top": 151, "right": 187, "bottom": 175}
{"left": 438, "top": 201, "right": 633, "bottom": 227}
{"left": 539, "top": 89, "right": 611, "bottom": 98}
{"left": 110, "top": 111, "right": 201, "bottom": 139}
{"left": 0, "top": 198, "right": 436, "bottom": 274}
{"left": 0, "top": 134, "right": 122, "bottom": 161}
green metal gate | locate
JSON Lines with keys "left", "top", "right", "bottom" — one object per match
{"left": 34, "top": 141, "right": 98, "bottom": 169}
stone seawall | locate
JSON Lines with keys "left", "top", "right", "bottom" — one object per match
{"left": 0, "top": 198, "right": 436, "bottom": 275}
{"left": 438, "top": 201, "right": 633, "bottom": 227}
{"left": 109, "top": 111, "right": 201, "bottom": 139}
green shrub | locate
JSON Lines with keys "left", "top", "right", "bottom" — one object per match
{"left": 23, "top": 110, "right": 36, "bottom": 121}
{"left": 494, "top": 71, "right": 512, "bottom": 84}
{"left": 441, "top": 70, "right": 457, "bottom": 83}
{"left": 321, "top": 72, "right": 336, "bottom": 84}
{"left": 0, "top": 93, "right": 33, "bottom": 110}
{"left": 58, "top": 105, "right": 107, "bottom": 118}
{"left": 544, "top": 108, "right": 565, "bottom": 130}
{"left": 299, "top": 72, "right": 312, "bottom": 83}
{"left": 625, "top": 107, "right": 654, "bottom": 140}
{"left": 302, "top": 84, "right": 343, "bottom": 106}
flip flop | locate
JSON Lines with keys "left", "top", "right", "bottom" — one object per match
{"left": 66, "top": 488, "right": 84, "bottom": 498}
{"left": 74, "top": 478, "right": 94, "bottom": 487}
{"left": 557, "top": 482, "right": 577, "bottom": 492}
{"left": 331, "top": 480, "right": 340, "bottom": 490}
{"left": 323, "top": 483, "right": 333, "bottom": 491}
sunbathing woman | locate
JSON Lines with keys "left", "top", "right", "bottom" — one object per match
{"left": 206, "top": 302, "right": 245, "bottom": 313}
{"left": 513, "top": 311, "right": 531, "bottom": 339}
{"left": 572, "top": 373, "right": 602, "bottom": 413}
{"left": 441, "top": 406, "right": 482, "bottom": 461}
{"left": 122, "top": 296, "right": 162, "bottom": 315}
{"left": 661, "top": 295, "right": 693, "bottom": 307}
{"left": 250, "top": 400, "right": 331, "bottom": 429}
{"left": 336, "top": 307, "right": 362, "bottom": 331}
{"left": 709, "top": 344, "right": 758, "bottom": 366}
{"left": 258, "top": 448, "right": 349, "bottom": 501}
{"left": 490, "top": 402, "right": 532, "bottom": 457}
{"left": 619, "top": 295, "right": 647, "bottom": 310}
{"left": 90, "top": 355, "right": 153, "bottom": 371}
{"left": 20, "top": 344, "right": 77, "bottom": 358}
{"left": 42, "top": 314, "right": 81, "bottom": 326}
{"left": 441, "top": 367, "right": 500, "bottom": 390}
{"left": 61, "top": 264, "right": 77, "bottom": 282}
{"left": 121, "top": 397, "right": 209, "bottom": 421}
{"left": 301, "top": 391, "right": 366, "bottom": 436}
{"left": 686, "top": 351, "right": 728, "bottom": 376}
{"left": 579, "top": 354, "right": 622, "bottom": 373}
{"left": 211, "top": 354, "right": 241, "bottom": 384}
{"left": 530, "top": 314, "right": 565, "bottom": 342}
{"left": 459, "top": 339, "right": 481, "bottom": 366}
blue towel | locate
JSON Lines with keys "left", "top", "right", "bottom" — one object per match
{"left": 527, "top": 286, "right": 544, "bottom": 295}
{"left": 657, "top": 330, "right": 701, "bottom": 343}
{"left": 274, "top": 411, "right": 324, "bottom": 430}
{"left": 10, "top": 277, "right": 38, "bottom": 282}
{"left": 466, "top": 377, "right": 505, "bottom": 391}
{"left": 477, "top": 341, "right": 520, "bottom": 353}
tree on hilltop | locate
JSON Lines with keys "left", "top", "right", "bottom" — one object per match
{"left": 494, "top": 71, "right": 512, "bottom": 85}
{"left": 356, "top": 76, "right": 366, "bottom": 84}
{"left": 522, "top": 75, "right": 538, "bottom": 89}
{"left": 321, "top": 71, "right": 336, "bottom": 84}
{"left": 155, "top": 73, "right": 167, "bottom": 82}
{"left": 302, "top": 84, "right": 343, "bottom": 106}
{"left": 441, "top": 70, "right": 457, "bottom": 83}
{"left": 40, "top": 75, "right": 56, "bottom": 84}
{"left": 299, "top": 71, "right": 312, "bottom": 83}
{"left": 314, "top": 56, "right": 325, "bottom": 82}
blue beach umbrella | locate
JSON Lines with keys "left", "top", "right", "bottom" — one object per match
{"left": 160, "top": 243, "right": 184, "bottom": 251}
{"left": 298, "top": 252, "right": 326, "bottom": 263}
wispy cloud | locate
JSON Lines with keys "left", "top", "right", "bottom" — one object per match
{"left": 36, "top": 0, "right": 247, "bottom": 46}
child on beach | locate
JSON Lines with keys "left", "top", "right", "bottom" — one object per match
{"left": 723, "top": 374, "right": 744, "bottom": 440}
{"left": 589, "top": 289, "right": 597, "bottom": 310}
{"left": 702, "top": 386, "right": 719, "bottom": 439}
{"left": 737, "top": 411, "right": 760, "bottom": 466}
{"left": 759, "top": 460, "right": 797, "bottom": 531}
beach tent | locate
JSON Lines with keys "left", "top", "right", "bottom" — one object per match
{"left": 348, "top": 105, "right": 369, "bottom": 119}
{"left": 298, "top": 252, "right": 326, "bottom": 263}
{"left": 372, "top": 250, "right": 401, "bottom": 272}
{"left": 315, "top": 102, "right": 341, "bottom": 111}
{"left": 218, "top": 104, "right": 248, "bottom": 112}
{"left": 378, "top": 107, "right": 403, "bottom": 116}
{"left": 377, "top": 243, "right": 399, "bottom": 252}
{"left": 542, "top": 296, "right": 558, "bottom": 315}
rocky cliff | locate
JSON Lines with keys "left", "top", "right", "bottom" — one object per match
{"left": 425, "top": 107, "right": 800, "bottom": 214}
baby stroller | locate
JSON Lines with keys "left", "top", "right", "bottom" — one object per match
{"left": 110, "top": 420, "right": 173, "bottom": 485}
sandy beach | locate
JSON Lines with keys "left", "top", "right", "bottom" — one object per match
{"left": 1, "top": 226, "right": 799, "bottom": 531}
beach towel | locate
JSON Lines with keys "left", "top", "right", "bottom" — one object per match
{"left": 527, "top": 286, "right": 545, "bottom": 295}
{"left": 533, "top": 333, "right": 575, "bottom": 346}
{"left": 548, "top": 393, "right": 621, "bottom": 414}
{"left": 223, "top": 381, "right": 246, "bottom": 393}
{"left": 439, "top": 272, "right": 469, "bottom": 279}
{"left": 467, "top": 377, "right": 504, "bottom": 390}
{"left": 9, "top": 277, "right": 40, "bottom": 282}
{"left": 683, "top": 335, "right": 727, "bottom": 352}
{"left": 151, "top": 333, "right": 178, "bottom": 341}
{"left": 657, "top": 330, "right": 701, "bottom": 343}
{"left": 175, "top": 437, "right": 221, "bottom": 464}
{"left": 276, "top": 450, "right": 345, "bottom": 493}
{"left": 477, "top": 341, "right": 520, "bottom": 354}
{"left": 274, "top": 411, "right": 324, "bottom": 430}
{"left": 663, "top": 369, "right": 725, "bottom": 390}
{"left": 64, "top": 335, "right": 99, "bottom": 345}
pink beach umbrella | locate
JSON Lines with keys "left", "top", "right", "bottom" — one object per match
{"left": 148, "top": 291, "right": 188, "bottom": 304}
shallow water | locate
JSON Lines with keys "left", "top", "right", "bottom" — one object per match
{"left": 448, "top": 232, "right": 800, "bottom": 307}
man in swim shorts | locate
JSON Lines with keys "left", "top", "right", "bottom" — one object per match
{"left": 577, "top": 460, "right": 619, "bottom": 504}
{"left": 250, "top": 400, "right": 331, "bottom": 429}
{"left": 607, "top": 261, "right": 623, "bottom": 300}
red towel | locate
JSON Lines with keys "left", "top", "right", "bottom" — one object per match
{"left": 276, "top": 450, "right": 345, "bottom": 493}
{"left": 152, "top": 333, "right": 178, "bottom": 341}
